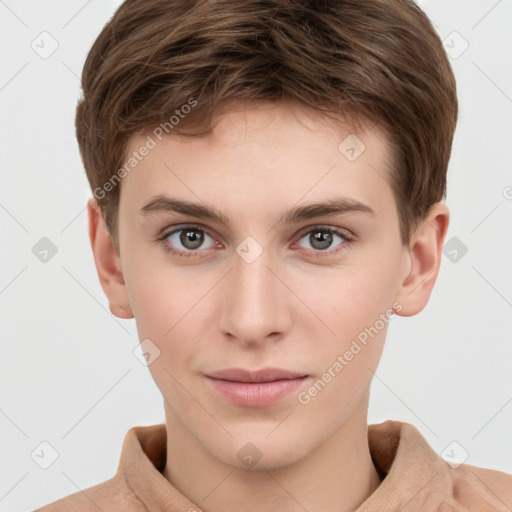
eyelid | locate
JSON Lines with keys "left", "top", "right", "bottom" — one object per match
{"left": 160, "top": 222, "right": 354, "bottom": 241}
{"left": 158, "top": 222, "right": 355, "bottom": 257}
{"left": 295, "top": 223, "right": 354, "bottom": 240}
{"left": 159, "top": 223, "right": 220, "bottom": 242}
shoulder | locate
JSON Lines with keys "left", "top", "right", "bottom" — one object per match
{"left": 368, "top": 420, "right": 512, "bottom": 510}
{"left": 444, "top": 462, "right": 512, "bottom": 511}
{"left": 32, "top": 474, "right": 146, "bottom": 512}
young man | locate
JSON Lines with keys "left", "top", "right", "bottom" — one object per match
{"left": 35, "top": 0, "right": 512, "bottom": 510}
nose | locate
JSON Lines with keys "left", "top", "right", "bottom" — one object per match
{"left": 218, "top": 243, "right": 291, "bottom": 347}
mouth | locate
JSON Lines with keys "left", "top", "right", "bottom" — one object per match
{"left": 204, "top": 368, "right": 309, "bottom": 407}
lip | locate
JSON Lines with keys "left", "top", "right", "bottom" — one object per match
{"left": 205, "top": 368, "right": 309, "bottom": 407}
{"left": 207, "top": 368, "right": 307, "bottom": 383}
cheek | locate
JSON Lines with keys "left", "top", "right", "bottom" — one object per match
{"left": 123, "top": 244, "right": 184, "bottom": 329}
{"left": 298, "top": 263, "right": 396, "bottom": 401}
{"left": 124, "top": 255, "right": 210, "bottom": 366}
{"left": 300, "top": 274, "right": 392, "bottom": 409}
{"left": 124, "top": 261, "right": 202, "bottom": 408}
{"left": 308, "top": 263, "right": 395, "bottom": 340}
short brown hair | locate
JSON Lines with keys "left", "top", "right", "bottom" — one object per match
{"left": 75, "top": 0, "right": 458, "bottom": 254}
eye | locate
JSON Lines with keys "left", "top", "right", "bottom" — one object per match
{"left": 158, "top": 224, "right": 354, "bottom": 259}
{"left": 296, "top": 226, "right": 353, "bottom": 256}
{"left": 159, "top": 225, "right": 220, "bottom": 258}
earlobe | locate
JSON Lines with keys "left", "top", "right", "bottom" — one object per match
{"left": 394, "top": 202, "right": 450, "bottom": 317}
{"left": 87, "top": 197, "right": 134, "bottom": 319}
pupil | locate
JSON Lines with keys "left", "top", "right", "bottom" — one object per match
{"left": 312, "top": 230, "right": 332, "bottom": 250}
{"left": 181, "top": 229, "right": 204, "bottom": 249}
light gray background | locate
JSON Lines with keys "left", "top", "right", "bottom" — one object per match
{"left": 1, "top": 0, "right": 511, "bottom": 510}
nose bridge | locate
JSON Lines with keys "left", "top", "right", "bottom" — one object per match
{"left": 219, "top": 238, "right": 288, "bottom": 343}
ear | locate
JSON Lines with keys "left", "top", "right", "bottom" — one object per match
{"left": 87, "top": 197, "right": 134, "bottom": 319}
{"left": 394, "top": 202, "right": 450, "bottom": 317}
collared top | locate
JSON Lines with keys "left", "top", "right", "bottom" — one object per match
{"left": 34, "top": 420, "right": 512, "bottom": 511}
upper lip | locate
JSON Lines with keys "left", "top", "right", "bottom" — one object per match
{"left": 206, "top": 368, "right": 308, "bottom": 383}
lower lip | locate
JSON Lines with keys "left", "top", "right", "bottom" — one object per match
{"left": 205, "top": 376, "right": 308, "bottom": 407}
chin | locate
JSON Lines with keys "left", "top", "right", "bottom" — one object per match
{"left": 210, "top": 429, "right": 312, "bottom": 471}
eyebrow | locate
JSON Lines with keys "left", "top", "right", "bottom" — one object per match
{"left": 140, "top": 195, "right": 376, "bottom": 227}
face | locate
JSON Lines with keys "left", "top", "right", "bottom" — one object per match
{"left": 117, "top": 102, "right": 410, "bottom": 469}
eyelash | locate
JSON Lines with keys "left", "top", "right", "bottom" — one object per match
{"left": 157, "top": 224, "right": 355, "bottom": 259}
{"left": 158, "top": 225, "right": 354, "bottom": 258}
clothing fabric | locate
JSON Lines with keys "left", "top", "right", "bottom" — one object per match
{"left": 34, "top": 420, "right": 512, "bottom": 511}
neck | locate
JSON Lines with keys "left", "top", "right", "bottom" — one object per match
{"left": 163, "top": 398, "right": 381, "bottom": 512}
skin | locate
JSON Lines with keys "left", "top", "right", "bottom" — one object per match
{"left": 88, "top": 101, "right": 449, "bottom": 512}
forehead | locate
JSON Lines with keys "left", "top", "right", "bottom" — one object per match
{"left": 119, "top": 102, "right": 396, "bottom": 222}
